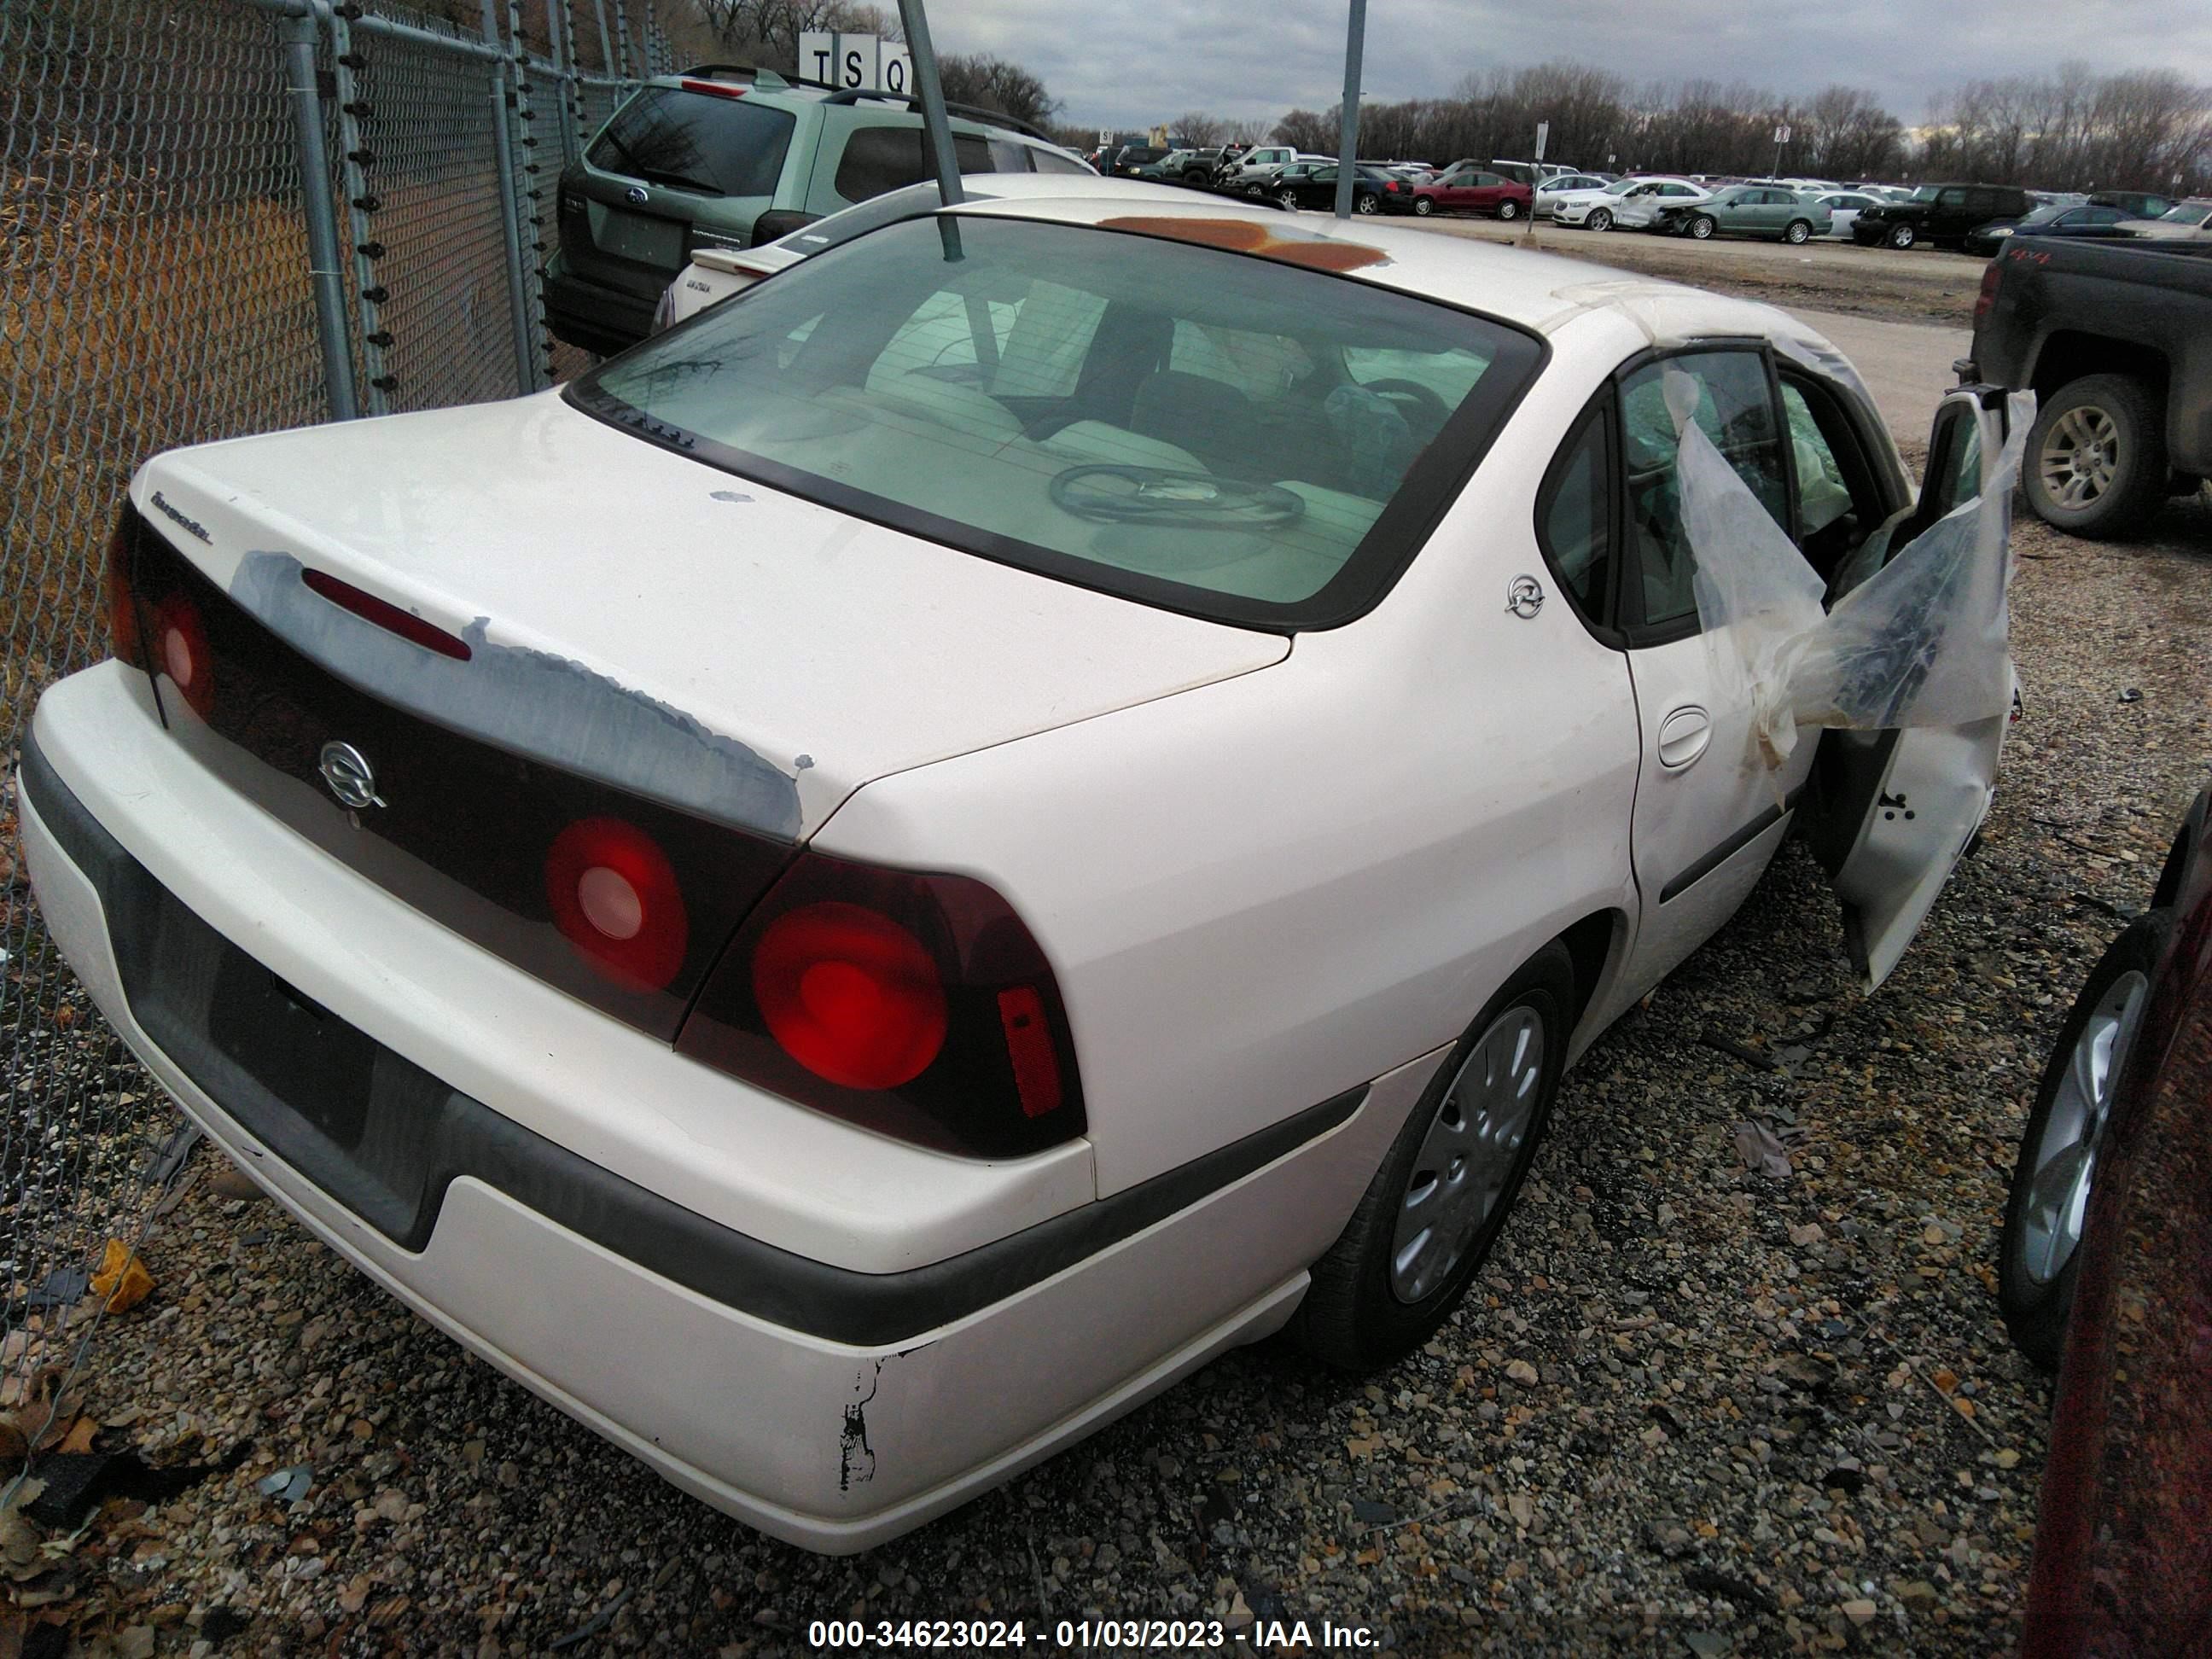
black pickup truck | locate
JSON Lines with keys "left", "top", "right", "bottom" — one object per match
{"left": 1968, "top": 237, "right": 2212, "bottom": 537}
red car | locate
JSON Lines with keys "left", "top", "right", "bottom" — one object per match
{"left": 1409, "top": 163, "right": 1533, "bottom": 220}
{"left": 2003, "top": 785, "right": 2212, "bottom": 1654}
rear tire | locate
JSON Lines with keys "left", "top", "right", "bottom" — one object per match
{"left": 1888, "top": 222, "right": 1916, "bottom": 249}
{"left": 2023, "top": 373, "right": 2169, "bottom": 539}
{"left": 1999, "top": 917, "right": 2163, "bottom": 1371}
{"left": 1291, "top": 944, "right": 1574, "bottom": 1371}
{"left": 1497, "top": 199, "right": 1520, "bottom": 221}
{"left": 1784, "top": 218, "right": 1812, "bottom": 244}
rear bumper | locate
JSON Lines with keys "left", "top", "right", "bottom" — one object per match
{"left": 20, "top": 666, "right": 1436, "bottom": 1549}
{"left": 542, "top": 265, "right": 658, "bottom": 358}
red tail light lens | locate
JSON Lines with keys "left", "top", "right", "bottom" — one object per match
{"left": 105, "top": 518, "right": 143, "bottom": 666}
{"left": 677, "top": 851, "right": 1084, "bottom": 1156}
{"left": 544, "top": 818, "right": 690, "bottom": 991}
{"left": 1974, "top": 259, "right": 2003, "bottom": 321}
{"left": 753, "top": 902, "right": 947, "bottom": 1089}
{"left": 153, "top": 592, "right": 215, "bottom": 718}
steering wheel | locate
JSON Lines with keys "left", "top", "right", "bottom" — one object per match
{"left": 1049, "top": 466, "right": 1307, "bottom": 530}
{"left": 1360, "top": 376, "right": 1452, "bottom": 434}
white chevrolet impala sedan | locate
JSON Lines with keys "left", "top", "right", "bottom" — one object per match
{"left": 21, "top": 194, "right": 2010, "bottom": 1551}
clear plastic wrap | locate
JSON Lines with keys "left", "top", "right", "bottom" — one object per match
{"left": 1669, "top": 371, "right": 2036, "bottom": 771}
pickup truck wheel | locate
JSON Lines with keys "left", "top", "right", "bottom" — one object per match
{"left": 1887, "top": 222, "right": 1916, "bottom": 249}
{"left": 2024, "top": 374, "right": 2170, "bottom": 538}
{"left": 1291, "top": 944, "right": 1573, "bottom": 1371}
{"left": 1784, "top": 218, "right": 1813, "bottom": 244}
{"left": 1586, "top": 207, "right": 1613, "bottom": 232}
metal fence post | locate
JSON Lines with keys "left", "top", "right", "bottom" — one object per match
{"left": 612, "top": 0, "right": 632, "bottom": 80}
{"left": 321, "top": 0, "right": 393, "bottom": 416}
{"left": 280, "top": 10, "right": 359, "bottom": 421}
{"left": 481, "top": 0, "right": 538, "bottom": 394}
{"left": 590, "top": 0, "right": 615, "bottom": 78}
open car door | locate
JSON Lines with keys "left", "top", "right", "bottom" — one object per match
{"left": 1801, "top": 383, "right": 2017, "bottom": 990}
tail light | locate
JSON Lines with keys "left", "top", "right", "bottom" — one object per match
{"left": 105, "top": 516, "right": 143, "bottom": 665}
{"left": 544, "top": 817, "right": 690, "bottom": 992}
{"left": 152, "top": 591, "right": 215, "bottom": 718}
{"left": 1974, "top": 259, "right": 2003, "bottom": 322}
{"left": 677, "top": 850, "right": 1085, "bottom": 1156}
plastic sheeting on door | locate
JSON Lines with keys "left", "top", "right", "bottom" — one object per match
{"left": 1667, "top": 369, "right": 2037, "bottom": 773}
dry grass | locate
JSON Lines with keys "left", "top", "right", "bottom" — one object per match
{"left": 1, "top": 147, "right": 325, "bottom": 716}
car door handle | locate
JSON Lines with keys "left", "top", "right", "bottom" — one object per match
{"left": 1656, "top": 705, "right": 1712, "bottom": 769}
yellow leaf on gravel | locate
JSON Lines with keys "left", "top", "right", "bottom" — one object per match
{"left": 90, "top": 1241, "right": 153, "bottom": 1314}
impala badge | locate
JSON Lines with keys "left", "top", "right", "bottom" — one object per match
{"left": 318, "top": 741, "right": 385, "bottom": 811}
{"left": 1505, "top": 574, "right": 1545, "bottom": 620}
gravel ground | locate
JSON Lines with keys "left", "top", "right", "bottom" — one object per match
{"left": 5, "top": 495, "right": 2209, "bottom": 1657}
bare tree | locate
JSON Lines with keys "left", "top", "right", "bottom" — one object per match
{"left": 938, "top": 53, "right": 1057, "bottom": 129}
{"left": 1174, "top": 111, "right": 1229, "bottom": 148}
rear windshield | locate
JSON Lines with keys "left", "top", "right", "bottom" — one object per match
{"left": 572, "top": 215, "right": 1542, "bottom": 628}
{"left": 589, "top": 86, "right": 795, "bottom": 197}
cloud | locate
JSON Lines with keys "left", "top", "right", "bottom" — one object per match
{"left": 930, "top": 0, "right": 2212, "bottom": 132}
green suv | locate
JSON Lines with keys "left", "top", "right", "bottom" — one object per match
{"left": 545, "top": 66, "right": 1090, "bottom": 356}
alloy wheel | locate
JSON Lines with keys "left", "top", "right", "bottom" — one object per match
{"left": 1356, "top": 194, "right": 1380, "bottom": 214}
{"left": 1588, "top": 208, "right": 1612, "bottom": 231}
{"left": 2012, "top": 969, "right": 2147, "bottom": 1286}
{"left": 1412, "top": 195, "right": 1433, "bottom": 215}
{"left": 2040, "top": 405, "right": 2123, "bottom": 510}
{"left": 1389, "top": 1005, "right": 1546, "bottom": 1303}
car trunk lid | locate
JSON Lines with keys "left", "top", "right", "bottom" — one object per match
{"left": 131, "top": 389, "right": 1291, "bottom": 843}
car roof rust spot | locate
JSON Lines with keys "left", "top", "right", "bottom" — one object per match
{"left": 1097, "top": 216, "right": 1390, "bottom": 272}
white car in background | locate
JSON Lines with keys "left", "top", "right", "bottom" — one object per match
{"left": 652, "top": 172, "right": 1201, "bottom": 333}
{"left": 1813, "top": 190, "right": 1885, "bottom": 239}
{"left": 1555, "top": 175, "right": 1712, "bottom": 230}
{"left": 1533, "top": 172, "right": 1612, "bottom": 218}
{"left": 25, "top": 192, "right": 2012, "bottom": 1553}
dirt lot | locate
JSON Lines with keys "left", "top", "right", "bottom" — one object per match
{"left": 8, "top": 221, "right": 2210, "bottom": 1657}
{"left": 1405, "top": 218, "right": 1989, "bottom": 327}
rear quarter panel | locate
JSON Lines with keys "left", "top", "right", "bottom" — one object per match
{"left": 812, "top": 315, "right": 1648, "bottom": 1195}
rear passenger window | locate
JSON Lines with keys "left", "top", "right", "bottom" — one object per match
{"left": 1538, "top": 404, "right": 1614, "bottom": 619}
{"left": 1031, "top": 148, "right": 1091, "bottom": 176}
{"left": 1619, "top": 352, "right": 1786, "bottom": 629}
{"left": 833, "top": 128, "right": 995, "bottom": 203}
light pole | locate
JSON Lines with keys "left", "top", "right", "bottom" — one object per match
{"left": 1333, "top": 0, "right": 1367, "bottom": 219}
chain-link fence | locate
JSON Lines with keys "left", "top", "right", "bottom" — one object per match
{"left": 0, "top": 0, "right": 664, "bottom": 1458}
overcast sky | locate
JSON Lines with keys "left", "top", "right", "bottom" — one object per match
{"left": 930, "top": 0, "right": 2209, "bottom": 133}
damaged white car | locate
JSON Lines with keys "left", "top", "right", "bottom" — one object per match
{"left": 22, "top": 194, "right": 2023, "bottom": 1552}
